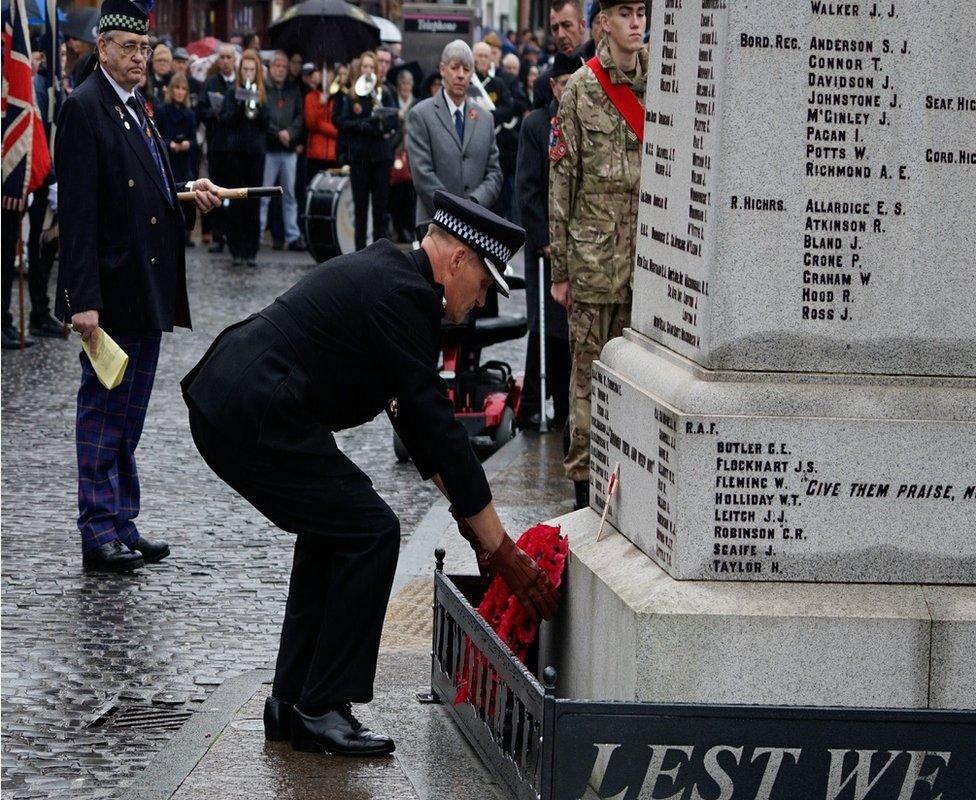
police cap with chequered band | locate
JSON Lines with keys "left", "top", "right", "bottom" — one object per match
{"left": 430, "top": 190, "right": 525, "bottom": 298}
{"left": 98, "top": 0, "right": 151, "bottom": 35}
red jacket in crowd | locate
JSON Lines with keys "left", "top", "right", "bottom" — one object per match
{"left": 304, "top": 90, "right": 339, "bottom": 163}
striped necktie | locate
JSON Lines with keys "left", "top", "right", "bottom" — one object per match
{"left": 126, "top": 96, "right": 173, "bottom": 200}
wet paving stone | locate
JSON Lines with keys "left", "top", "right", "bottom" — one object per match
{"left": 1, "top": 246, "right": 527, "bottom": 799}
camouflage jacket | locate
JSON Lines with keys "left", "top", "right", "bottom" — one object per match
{"left": 549, "top": 38, "right": 647, "bottom": 305}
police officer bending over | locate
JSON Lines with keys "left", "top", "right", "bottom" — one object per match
{"left": 182, "top": 191, "right": 560, "bottom": 757}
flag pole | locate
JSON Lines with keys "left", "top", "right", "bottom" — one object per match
{"left": 16, "top": 230, "right": 26, "bottom": 349}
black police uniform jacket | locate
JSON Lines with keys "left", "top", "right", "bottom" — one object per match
{"left": 181, "top": 240, "right": 491, "bottom": 518}
{"left": 54, "top": 67, "right": 189, "bottom": 333}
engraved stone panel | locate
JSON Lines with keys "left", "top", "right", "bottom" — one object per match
{"left": 634, "top": 0, "right": 976, "bottom": 375}
{"left": 591, "top": 333, "right": 976, "bottom": 583}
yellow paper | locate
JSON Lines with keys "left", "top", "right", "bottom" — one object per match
{"left": 81, "top": 328, "right": 129, "bottom": 390}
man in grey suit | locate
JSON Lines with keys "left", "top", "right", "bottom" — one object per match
{"left": 407, "top": 41, "right": 503, "bottom": 225}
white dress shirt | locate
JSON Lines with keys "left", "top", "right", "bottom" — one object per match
{"left": 101, "top": 68, "right": 141, "bottom": 125}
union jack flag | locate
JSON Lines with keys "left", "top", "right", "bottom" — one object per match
{"left": 2, "top": 0, "right": 51, "bottom": 210}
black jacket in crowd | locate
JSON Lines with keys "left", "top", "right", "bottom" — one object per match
{"left": 334, "top": 85, "right": 400, "bottom": 163}
{"left": 220, "top": 87, "right": 269, "bottom": 153}
{"left": 178, "top": 73, "right": 204, "bottom": 109}
{"left": 495, "top": 71, "right": 529, "bottom": 177}
{"left": 156, "top": 102, "right": 198, "bottom": 183}
{"left": 181, "top": 240, "right": 491, "bottom": 517}
{"left": 54, "top": 68, "right": 189, "bottom": 333}
{"left": 147, "top": 70, "right": 170, "bottom": 106}
{"left": 533, "top": 40, "right": 594, "bottom": 109}
{"left": 475, "top": 70, "right": 514, "bottom": 128}
{"left": 196, "top": 71, "right": 237, "bottom": 152}
{"left": 264, "top": 78, "right": 304, "bottom": 153}
{"left": 516, "top": 99, "right": 569, "bottom": 340}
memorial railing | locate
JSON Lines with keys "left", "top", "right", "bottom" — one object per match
{"left": 424, "top": 550, "right": 976, "bottom": 800}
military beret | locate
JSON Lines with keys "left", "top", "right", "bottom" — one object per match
{"left": 431, "top": 191, "right": 525, "bottom": 298}
{"left": 550, "top": 50, "right": 583, "bottom": 79}
{"left": 98, "top": 0, "right": 152, "bottom": 35}
{"left": 598, "top": 0, "right": 644, "bottom": 9}
{"left": 588, "top": 0, "right": 601, "bottom": 26}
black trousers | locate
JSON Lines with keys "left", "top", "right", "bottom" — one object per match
{"left": 2, "top": 208, "right": 23, "bottom": 330}
{"left": 295, "top": 152, "right": 308, "bottom": 232}
{"left": 206, "top": 151, "right": 234, "bottom": 243}
{"left": 521, "top": 332, "right": 571, "bottom": 425}
{"left": 188, "top": 408, "right": 400, "bottom": 713}
{"left": 27, "top": 185, "right": 58, "bottom": 325}
{"left": 225, "top": 153, "right": 264, "bottom": 258}
{"left": 349, "top": 159, "right": 392, "bottom": 251}
{"left": 389, "top": 180, "right": 416, "bottom": 243}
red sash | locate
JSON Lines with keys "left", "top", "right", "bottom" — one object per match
{"left": 586, "top": 55, "right": 644, "bottom": 143}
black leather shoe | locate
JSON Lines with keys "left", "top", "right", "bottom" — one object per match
{"left": 272, "top": 239, "right": 284, "bottom": 251}
{"left": 291, "top": 704, "right": 395, "bottom": 756}
{"left": 83, "top": 540, "right": 144, "bottom": 573}
{"left": 264, "top": 696, "right": 293, "bottom": 741}
{"left": 208, "top": 240, "right": 225, "bottom": 254}
{"left": 130, "top": 536, "right": 170, "bottom": 563}
{"left": 287, "top": 237, "right": 306, "bottom": 252}
{"left": 519, "top": 412, "right": 554, "bottom": 432}
{"left": 574, "top": 480, "right": 590, "bottom": 511}
{"left": 29, "top": 315, "right": 66, "bottom": 338}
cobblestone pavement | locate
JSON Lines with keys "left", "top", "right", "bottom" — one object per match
{"left": 1, "top": 244, "right": 528, "bottom": 799}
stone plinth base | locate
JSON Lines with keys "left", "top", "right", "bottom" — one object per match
{"left": 589, "top": 331, "right": 976, "bottom": 583}
{"left": 546, "top": 509, "right": 975, "bottom": 711}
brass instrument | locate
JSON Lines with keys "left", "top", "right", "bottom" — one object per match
{"left": 354, "top": 72, "right": 382, "bottom": 105}
{"left": 243, "top": 80, "right": 259, "bottom": 119}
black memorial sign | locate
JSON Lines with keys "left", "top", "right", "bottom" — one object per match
{"left": 551, "top": 702, "right": 976, "bottom": 800}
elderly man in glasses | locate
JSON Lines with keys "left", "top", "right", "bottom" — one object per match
{"left": 54, "top": 0, "right": 223, "bottom": 573}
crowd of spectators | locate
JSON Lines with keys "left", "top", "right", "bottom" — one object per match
{"left": 10, "top": 0, "right": 600, "bottom": 439}
{"left": 48, "top": 12, "right": 586, "bottom": 259}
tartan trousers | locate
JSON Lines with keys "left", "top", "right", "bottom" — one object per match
{"left": 76, "top": 331, "right": 161, "bottom": 553}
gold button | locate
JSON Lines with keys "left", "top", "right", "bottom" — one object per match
{"left": 150, "top": 217, "right": 157, "bottom": 225}
{"left": 150, "top": 257, "right": 156, "bottom": 264}
{"left": 128, "top": 179, "right": 134, "bottom": 187}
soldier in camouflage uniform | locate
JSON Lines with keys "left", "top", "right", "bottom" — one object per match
{"left": 548, "top": 0, "right": 647, "bottom": 509}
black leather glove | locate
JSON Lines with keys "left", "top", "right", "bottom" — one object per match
{"left": 486, "top": 536, "right": 560, "bottom": 623}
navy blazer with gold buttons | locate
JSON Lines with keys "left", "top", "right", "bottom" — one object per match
{"left": 55, "top": 67, "right": 190, "bottom": 334}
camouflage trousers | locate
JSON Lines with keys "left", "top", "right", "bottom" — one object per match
{"left": 564, "top": 300, "right": 631, "bottom": 482}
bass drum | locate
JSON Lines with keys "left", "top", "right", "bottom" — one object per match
{"left": 304, "top": 170, "right": 362, "bottom": 262}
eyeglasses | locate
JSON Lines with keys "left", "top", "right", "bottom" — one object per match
{"left": 109, "top": 40, "right": 152, "bottom": 58}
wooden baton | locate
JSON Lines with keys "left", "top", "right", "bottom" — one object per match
{"left": 176, "top": 185, "right": 283, "bottom": 202}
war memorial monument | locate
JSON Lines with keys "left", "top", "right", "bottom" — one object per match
{"left": 544, "top": 0, "right": 976, "bottom": 795}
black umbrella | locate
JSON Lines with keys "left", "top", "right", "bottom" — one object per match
{"left": 63, "top": 6, "right": 100, "bottom": 43}
{"left": 269, "top": 0, "right": 380, "bottom": 66}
